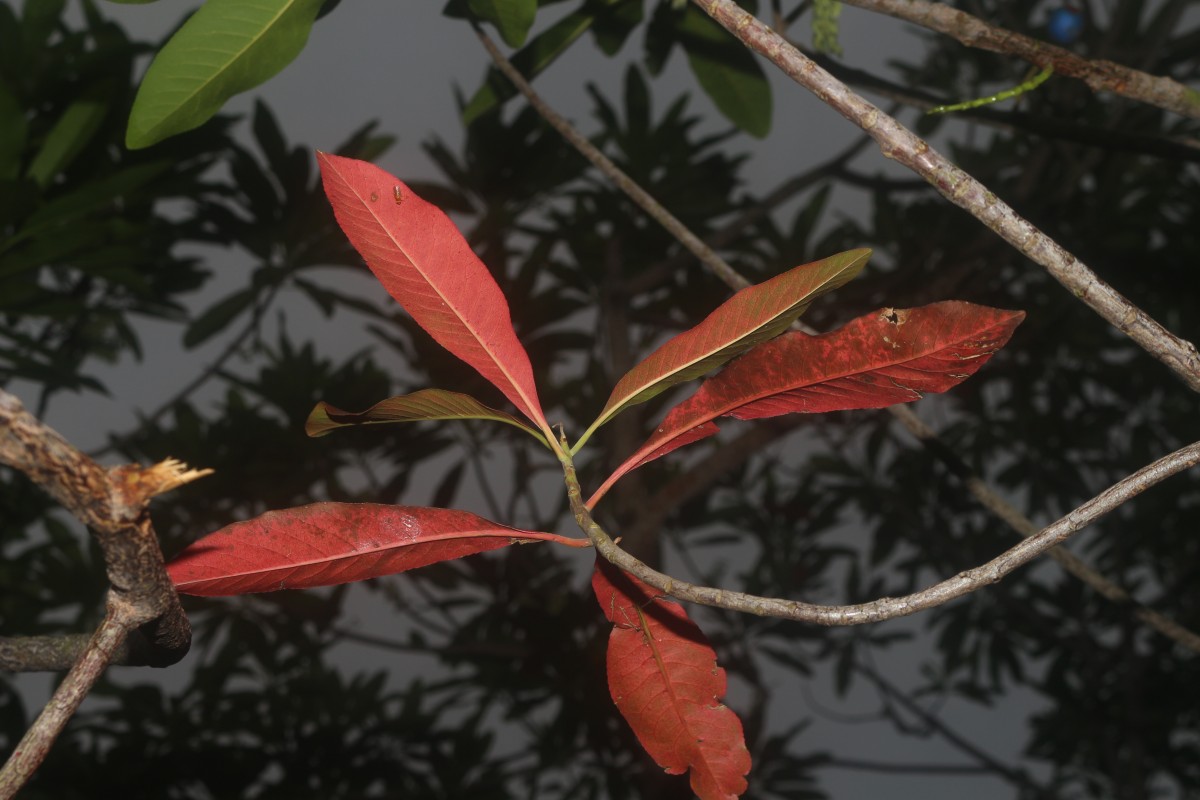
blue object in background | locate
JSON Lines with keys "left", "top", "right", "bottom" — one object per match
{"left": 1047, "top": 5, "right": 1084, "bottom": 44}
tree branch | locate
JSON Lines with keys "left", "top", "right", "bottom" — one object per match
{"left": 563, "top": 439, "right": 1200, "bottom": 624}
{"left": 473, "top": 25, "right": 751, "bottom": 294}
{"left": 475, "top": 24, "right": 1200, "bottom": 653}
{"left": 697, "top": 0, "right": 1200, "bottom": 394}
{"left": 91, "top": 282, "right": 283, "bottom": 460}
{"left": 820, "top": 757, "right": 993, "bottom": 775}
{"left": 0, "top": 389, "right": 207, "bottom": 794}
{"left": 625, "top": 132, "right": 876, "bottom": 295}
{"left": 0, "top": 607, "right": 128, "bottom": 800}
{"left": 838, "top": 0, "right": 1200, "bottom": 120}
{"left": 852, "top": 660, "right": 1049, "bottom": 794}
{"left": 887, "top": 404, "right": 1200, "bottom": 652}
{"left": 784, "top": 45, "right": 1200, "bottom": 164}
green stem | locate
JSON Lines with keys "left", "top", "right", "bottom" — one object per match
{"left": 927, "top": 66, "right": 1053, "bottom": 115}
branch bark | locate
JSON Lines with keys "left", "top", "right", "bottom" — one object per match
{"left": 697, "top": 0, "right": 1200, "bottom": 394}
{"left": 0, "top": 389, "right": 207, "bottom": 796}
{"left": 563, "top": 440, "right": 1200, "bottom": 625}
{"left": 837, "top": 0, "right": 1200, "bottom": 120}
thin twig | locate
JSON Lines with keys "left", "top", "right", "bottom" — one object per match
{"left": 563, "top": 439, "right": 1200, "bottom": 624}
{"left": 790, "top": 46, "right": 1200, "bottom": 164}
{"left": 0, "top": 607, "right": 128, "bottom": 800}
{"left": 697, "top": 0, "right": 1200, "bottom": 394}
{"left": 700, "top": 0, "right": 1200, "bottom": 393}
{"left": 888, "top": 405, "right": 1200, "bottom": 652}
{"left": 474, "top": 25, "right": 750, "bottom": 294}
{"left": 333, "top": 626, "right": 531, "bottom": 659}
{"left": 90, "top": 283, "right": 282, "bottom": 460}
{"left": 820, "top": 758, "right": 993, "bottom": 775}
{"left": 475, "top": 25, "right": 1200, "bottom": 652}
{"left": 853, "top": 661, "right": 1049, "bottom": 794}
{"left": 838, "top": 0, "right": 1200, "bottom": 120}
{"left": 625, "top": 132, "right": 876, "bottom": 295}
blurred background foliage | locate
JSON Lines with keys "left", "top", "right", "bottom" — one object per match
{"left": 2, "top": 0, "right": 1199, "bottom": 797}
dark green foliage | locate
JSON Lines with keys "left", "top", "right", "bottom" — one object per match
{"left": 0, "top": 3, "right": 222, "bottom": 407}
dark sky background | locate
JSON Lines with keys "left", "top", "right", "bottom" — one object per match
{"left": 9, "top": 2, "right": 1070, "bottom": 797}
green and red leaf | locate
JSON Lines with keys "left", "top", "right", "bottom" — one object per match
{"left": 316, "top": 153, "right": 550, "bottom": 434}
{"left": 306, "top": 388, "right": 548, "bottom": 448}
{"left": 592, "top": 558, "right": 750, "bottom": 800}
{"left": 167, "top": 502, "right": 587, "bottom": 596}
{"left": 574, "top": 248, "right": 869, "bottom": 451}
{"left": 589, "top": 302, "right": 1024, "bottom": 507}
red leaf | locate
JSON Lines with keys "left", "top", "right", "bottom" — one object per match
{"left": 316, "top": 152, "right": 549, "bottom": 433}
{"left": 592, "top": 559, "right": 750, "bottom": 800}
{"left": 590, "top": 302, "right": 1023, "bottom": 506}
{"left": 167, "top": 502, "right": 587, "bottom": 596}
{"left": 575, "top": 249, "right": 869, "bottom": 450}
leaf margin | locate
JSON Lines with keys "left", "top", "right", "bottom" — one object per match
{"left": 167, "top": 501, "right": 588, "bottom": 596}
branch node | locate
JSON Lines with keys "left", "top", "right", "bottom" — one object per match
{"left": 108, "top": 458, "right": 213, "bottom": 512}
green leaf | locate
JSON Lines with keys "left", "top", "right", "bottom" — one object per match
{"left": 27, "top": 82, "right": 112, "bottom": 187}
{"left": 183, "top": 288, "right": 257, "bottom": 348}
{"left": 7, "top": 162, "right": 172, "bottom": 253}
{"left": 462, "top": 6, "right": 597, "bottom": 125}
{"left": 125, "top": 0, "right": 325, "bottom": 149}
{"left": 0, "top": 81, "right": 26, "bottom": 181}
{"left": 592, "top": 0, "right": 644, "bottom": 56}
{"left": 679, "top": 5, "right": 772, "bottom": 137}
{"left": 469, "top": 0, "right": 537, "bottom": 48}
{"left": 0, "top": 221, "right": 112, "bottom": 278}
{"left": 306, "top": 389, "right": 550, "bottom": 448}
{"left": 643, "top": 0, "right": 678, "bottom": 76}
{"left": 21, "top": 0, "right": 65, "bottom": 46}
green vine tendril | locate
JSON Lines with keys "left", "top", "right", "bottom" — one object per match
{"left": 927, "top": 66, "right": 1054, "bottom": 115}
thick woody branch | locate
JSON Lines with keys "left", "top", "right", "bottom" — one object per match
{"left": 838, "top": 0, "right": 1200, "bottom": 120}
{"left": 0, "top": 391, "right": 200, "bottom": 665}
{"left": 697, "top": 0, "right": 1200, "bottom": 394}
{"left": 0, "top": 389, "right": 207, "bottom": 796}
{"left": 564, "top": 441, "right": 1200, "bottom": 625}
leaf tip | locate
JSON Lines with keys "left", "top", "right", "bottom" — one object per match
{"left": 304, "top": 402, "right": 335, "bottom": 437}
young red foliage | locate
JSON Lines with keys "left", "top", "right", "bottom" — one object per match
{"left": 590, "top": 301, "right": 1024, "bottom": 506}
{"left": 592, "top": 558, "right": 751, "bottom": 800}
{"left": 316, "top": 152, "right": 550, "bottom": 435}
{"left": 577, "top": 248, "right": 870, "bottom": 448}
{"left": 167, "top": 502, "right": 587, "bottom": 596}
